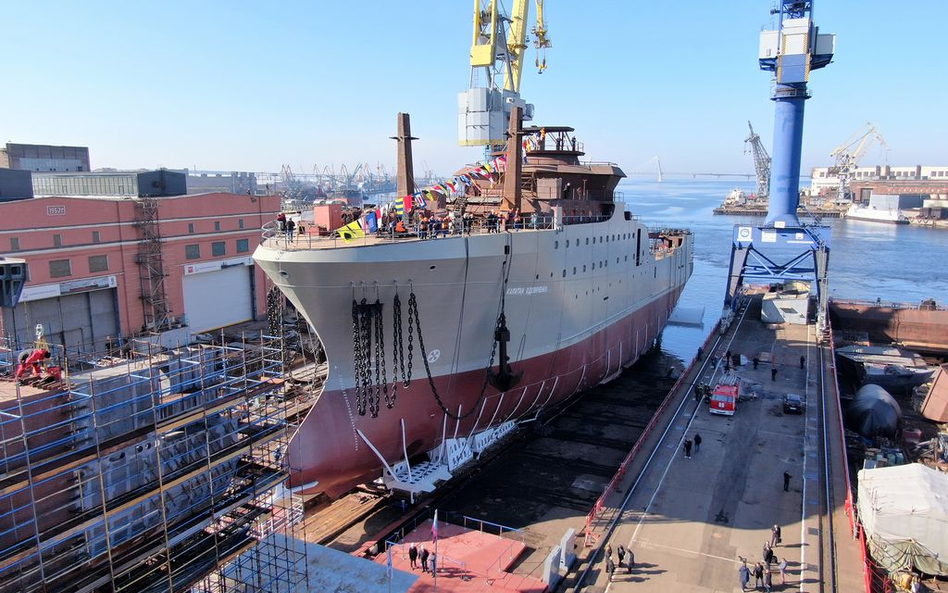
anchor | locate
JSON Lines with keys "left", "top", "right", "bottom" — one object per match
{"left": 487, "top": 312, "right": 523, "bottom": 392}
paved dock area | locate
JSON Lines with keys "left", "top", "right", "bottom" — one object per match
{"left": 575, "top": 297, "right": 864, "bottom": 592}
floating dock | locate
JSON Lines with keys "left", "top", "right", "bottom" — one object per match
{"left": 562, "top": 293, "right": 866, "bottom": 591}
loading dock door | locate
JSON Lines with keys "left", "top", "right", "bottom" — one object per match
{"left": 1, "top": 288, "right": 119, "bottom": 354}
{"left": 182, "top": 266, "right": 252, "bottom": 333}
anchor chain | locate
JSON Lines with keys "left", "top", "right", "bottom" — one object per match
{"left": 409, "top": 290, "right": 498, "bottom": 421}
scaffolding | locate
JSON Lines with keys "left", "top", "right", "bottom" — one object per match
{"left": 134, "top": 196, "right": 174, "bottom": 332}
{"left": 0, "top": 334, "right": 307, "bottom": 593}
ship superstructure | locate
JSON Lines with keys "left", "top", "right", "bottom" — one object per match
{"left": 254, "top": 119, "right": 693, "bottom": 498}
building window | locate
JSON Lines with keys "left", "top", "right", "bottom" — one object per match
{"left": 185, "top": 244, "right": 201, "bottom": 259}
{"left": 236, "top": 238, "right": 249, "bottom": 253}
{"left": 214, "top": 221, "right": 221, "bottom": 231}
{"left": 49, "top": 259, "right": 71, "bottom": 278}
{"left": 238, "top": 218, "right": 245, "bottom": 229}
{"left": 212, "top": 241, "right": 226, "bottom": 256}
{"left": 88, "top": 254, "right": 108, "bottom": 273}
{"left": 92, "top": 231, "right": 100, "bottom": 243}
{"left": 188, "top": 223, "right": 195, "bottom": 234}
{"left": 10, "top": 237, "right": 19, "bottom": 251}
{"left": 53, "top": 234, "right": 62, "bottom": 247}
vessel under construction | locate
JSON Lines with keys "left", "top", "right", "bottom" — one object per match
{"left": 254, "top": 114, "right": 694, "bottom": 498}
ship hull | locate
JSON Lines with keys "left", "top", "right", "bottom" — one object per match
{"left": 255, "top": 208, "right": 693, "bottom": 497}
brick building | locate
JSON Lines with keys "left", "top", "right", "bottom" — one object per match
{"left": 0, "top": 191, "right": 280, "bottom": 354}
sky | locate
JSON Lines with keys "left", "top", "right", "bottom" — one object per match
{"left": 3, "top": 1, "right": 945, "bottom": 177}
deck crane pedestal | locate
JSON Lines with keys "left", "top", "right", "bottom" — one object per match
{"left": 459, "top": 0, "right": 550, "bottom": 154}
{"left": 724, "top": 1, "right": 836, "bottom": 332}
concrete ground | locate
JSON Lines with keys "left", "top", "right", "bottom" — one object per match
{"left": 587, "top": 301, "right": 863, "bottom": 593}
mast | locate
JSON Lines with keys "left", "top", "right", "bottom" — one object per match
{"left": 391, "top": 112, "right": 418, "bottom": 197}
{"left": 501, "top": 105, "right": 523, "bottom": 212}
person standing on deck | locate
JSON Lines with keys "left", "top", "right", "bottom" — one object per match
{"left": 693, "top": 433, "right": 702, "bottom": 454}
{"left": 420, "top": 545, "right": 429, "bottom": 573}
{"left": 739, "top": 561, "right": 751, "bottom": 590}
{"left": 771, "top": 367, "right": 778, "bottom": 382}
{"left": 683, "top": 439, "right": 692, "bottom": 459}
{"left": 408, "top": 543, "right": 418, "bottom": 569}
{"left": 783, "top": 471, "right": 792, "bottom": 492}
{"left": 771, "top": 524, "right": 781, "bottom": 547}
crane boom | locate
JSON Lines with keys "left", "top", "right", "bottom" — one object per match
{"left": 744, "top": 121, "right": 771, "bottom": 198}
{"left": 829, "top": 122, "right": 888, "bottom": 201}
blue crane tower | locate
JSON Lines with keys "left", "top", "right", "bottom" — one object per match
{"left": 724, "top": 0, "right": 835, "bottom": 331}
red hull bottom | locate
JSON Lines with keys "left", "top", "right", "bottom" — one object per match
{"left": 285, "top": 287, "right": 684, "bottom": 498}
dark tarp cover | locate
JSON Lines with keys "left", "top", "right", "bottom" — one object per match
{"left": 845, "top": 384, "right": 902, "bottom": 438}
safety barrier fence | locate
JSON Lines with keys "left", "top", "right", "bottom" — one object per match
{"left": 259, "top": 213, "right": 662, "bottom": 251}
{"left": 584, "top": 319, "right": 722, "bottom": 545}
{"left": 825, "top": 322, "right": 873, "bottom": 593}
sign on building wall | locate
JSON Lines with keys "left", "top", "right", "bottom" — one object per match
{"left": 46, "top": 205, "right": 67, "bottom": 216}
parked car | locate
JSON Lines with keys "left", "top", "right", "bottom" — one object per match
{"left": 783, "top": 393, "right": 804, "bottom": 414}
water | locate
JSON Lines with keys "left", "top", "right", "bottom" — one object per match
{"left": 619, "top": 177, "right": 948, "bottom": 364}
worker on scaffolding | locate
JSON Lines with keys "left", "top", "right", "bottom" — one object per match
{"left": 14, "top": 348, "right": 51, "bottom": 380}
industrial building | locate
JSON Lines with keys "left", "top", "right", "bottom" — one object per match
{"left": 0, "top": 142, "right": 91, "bottom": 172}
{"left": 0, "top": 188, "right": 280, "bottom": 355}
{"left": 178, "top": 170, "right": 258, "bottom": 196}
{"left": 32, "top": 169, "right": 188, "bottom": 198}
{"left": 810, "top": 164, "right": 948, "bottom": 195}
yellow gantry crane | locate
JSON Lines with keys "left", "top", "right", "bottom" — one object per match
{"left": 460, "top": 0, "right": 551, "bottom": 148}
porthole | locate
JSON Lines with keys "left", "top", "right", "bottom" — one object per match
{"left": 573, "top": 267, "right": 577, "bottom": 275}
{"left": 563, "top": 269, "right": 567, "bottom": 277}
{"left": 555, "top": 240, "right": 559, "bottom": 249}
{"left": 586, "top": 238, "right": 589, "bottom": 245}
{"left": 583, "top": 265, "right": 586, "bottom": 272}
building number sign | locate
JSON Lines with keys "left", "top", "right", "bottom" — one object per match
{"left": 46, "top": 205, "right": 67, "bottom": 216}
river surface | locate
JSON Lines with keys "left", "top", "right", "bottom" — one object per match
{"left": 620, "top": 177, "right": 948, "bottom": 364}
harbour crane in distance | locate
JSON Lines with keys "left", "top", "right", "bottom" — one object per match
{"left": 744, "top": 121, "right": 771, "bottom": 200}
{"left": 459, "top": 0, "right": 550, "bottom": 150}
{"left": 829, "top": 121, "right": 889, "bottom": 202}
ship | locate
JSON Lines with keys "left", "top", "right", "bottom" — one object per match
{"left": 253, "top": 115, "right": 694, "bottom": 498}
{"left": 845, "top": 203, "right": 908, "bottom": 224}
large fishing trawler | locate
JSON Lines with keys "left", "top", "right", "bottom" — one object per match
{"left": 254, "top": 111, "right": 693, "bottom": 498}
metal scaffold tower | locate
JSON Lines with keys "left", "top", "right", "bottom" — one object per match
{"left": 134, "top": 197, "right": 174, "bottom": 332}
{"left": 0, "top": 334, "right": 308, "bottom": 593}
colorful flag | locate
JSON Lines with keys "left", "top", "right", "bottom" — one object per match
{"left": 365, "top": 210, "right": 378, "bottom": 233}
{"left": 431, "top": 509, "right": 439, "bottom": 543}
{"left": 337, "top": 220, "right": 364, "bottom": 243}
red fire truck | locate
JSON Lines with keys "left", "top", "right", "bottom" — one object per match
{"left": 709, "top": 375, "right": 740, "bottom": 415}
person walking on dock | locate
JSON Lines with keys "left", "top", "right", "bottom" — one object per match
{"left": 739, "top": 561, "right": 751, "bottom": 591}
{"left": 693, "top": 433, "right": 702, "bottom": 454}
{"left": 753, "top": 356, "right": 759, "bottom": 370}
{"left": 771, "top": 524, "right": 782, "bottom": 547}
{"left": 605, "top": 544, "right": 612, "bottom": 560}
{"left": 683, "top": 439, "right": 693, "bottom": 459}
{"left": 800, "top": 355, "right": 806, "bottom": 369}
{"left": 606, "top": 556, "right": 616, "bottom": 581}
{"left": 754, "top": 562, "right": 764, "bottom": 589}
{"left": 617, "top": 544, "right": 626, "bottom": 567}
{"left": 783, "top": 471, "right": 792, "bottom": 492}
{"left": 778, "top": 558, "right": 788, "bottom": 585}
{"left": 764, "top": 564, "right": 773, "bottom": 591}
{"left": 771, "top": 367, "right": 778, "bottom": 382}
{"left": 430, "top": 552, "right": 437, "bottom": 575}
{"left": 420, "top": 545, "right": 429, "bottom": 573}
{"left": 626, "top": 548, "right": 635, "bottom": 573}
{"left": 408, "top": 543, "right": 418, "bottom": 569}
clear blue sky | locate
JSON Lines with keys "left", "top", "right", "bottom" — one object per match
{"left": 4, "top": 1, "right": 945, "bottom": 176}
